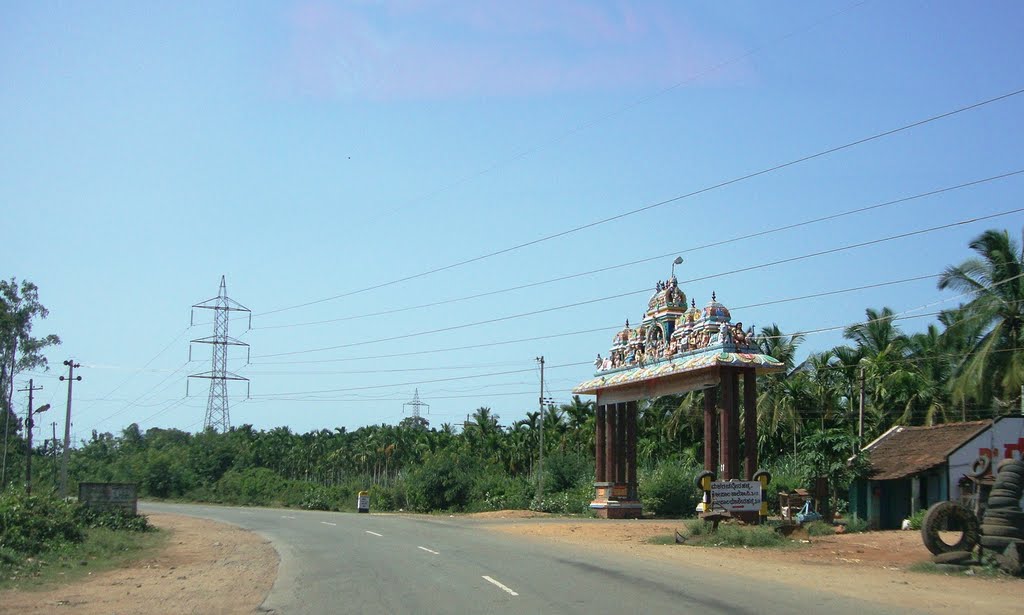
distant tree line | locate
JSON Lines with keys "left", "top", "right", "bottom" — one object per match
{"left": 4, "top": 229, "right": 1024, "bottom": 516}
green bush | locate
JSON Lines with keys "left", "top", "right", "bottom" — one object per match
{"left": 682, "top": 520, "right": 784, "bottom": 547}
{"left": 0, "top": 492, "right": 84, "bottom": 557}
{"left": 804, "top": 520, "right": 835, "bottom": 536}
{"left": 530, "top": 482, "right": 592, "bottom": 515}
{"left": 907, "top": 508, "right": 927, "bottom": 530}
{"left": 76, "top": 506, "right": 153, "bottom": 532}
{"left": 639, "top": 460, "right": 702, "bottom": 517}
{"left": 370, "top": 481, "right": 407, "bottom": 512}
{"left": 542, "top": 451, "right": 592, "bottom": 494}
{"left": 215, "top": 468, "right": 290, "bottom": 505}
{"left": 470, "top": 473, "right": 531, "bottom": 512}
{"left": 406, "top": 451, "right": 477, "bottom": 512}
{"left": 842, "top": 515, "right": 869, "bottom": 533}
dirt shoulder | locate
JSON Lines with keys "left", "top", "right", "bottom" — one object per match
{"left": 473, "top": 514, "right": 1023, "bottom": 615}
{"left": 0, "top": 513, "right": 278, "bottom": 615}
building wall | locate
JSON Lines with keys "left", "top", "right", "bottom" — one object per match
{"left": 947, "top": 417, "right": 1024, "bottom": 505}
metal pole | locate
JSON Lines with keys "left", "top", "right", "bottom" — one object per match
{"left": 20, "top": 379, "right": 42, "bottom": 494}
{"left": 858, "top": 366, "right": 865, "bottom": 448}
{"left": 59, "top": 360, "right": 81, "bottom": 498}
{"left": 536, "top": 356, "right": 544, "bottom": 503}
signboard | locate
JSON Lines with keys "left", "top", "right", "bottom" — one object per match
{"left": 78, "top": 482, "right": 138, "bottom": 515}
{"left": 710, "top": 480, "right": 762, "bottom": 512}
{"left": 357, "top": 491, "right": 370, "bottom": 513}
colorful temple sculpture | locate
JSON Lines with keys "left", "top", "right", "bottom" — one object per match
{"left": 574, "top": 275, "right": 785, "bottom": 518}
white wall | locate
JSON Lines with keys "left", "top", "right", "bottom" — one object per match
{"left": 947, "top": 417, "right": 1024, "bottom": 502}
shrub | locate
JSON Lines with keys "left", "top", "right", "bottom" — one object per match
{"left": 370, "top": 481, "right": 408, "bottom": 512}
{"left": 542, "top": 451, "right": 592, "bottom": 494}
{"left": 530, "top": 482, "right": 593, "bottom": 515}
{"left": 470, "top": 473, "right": 531, "bottom": 512}
{"left": 804, "top": 520, "right": 835, "bottom": 536}
{"left": 0, "top": 492, "right": 84, "bottom": 557}
{"left": 215, "top": 468, "right": 290, "bottom": 505}
{"left": 76, "top": 506, "right": 153, "bottom": 532}
{"left": 907, "top": 508, "right": 927, "bottom": 530}
{"left": 406, "top": 451, "right": 477, "bottom": 512}
{"left": 682, "top": 520, "right": 784, "bottom": 547}
{"left": 842, "top": 515, "right": 869, "bottom": 533}
{"left": 639, "top": 460, "right": 702, "bottom": 517}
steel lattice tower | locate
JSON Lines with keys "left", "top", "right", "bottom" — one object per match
{"left": 403, "top": 388, "right": 429, "bottom": 422}
{"left": 188, "top": 276, "right": 251, "bottom": 432}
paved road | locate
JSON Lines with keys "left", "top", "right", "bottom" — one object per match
{"left": 143, "top": 502, "right": 921, "bottom": 615}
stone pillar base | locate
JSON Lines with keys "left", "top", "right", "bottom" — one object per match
{"left": 591, "top": 482, "right": 642, "bottom": 519}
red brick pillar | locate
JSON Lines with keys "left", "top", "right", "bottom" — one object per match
{"left": 615, "top": 403, "right": 627, "bottom": 484}
{"left": 704, "top": 386, "right": 717, "bottom": 473}
{"left": 605, "top": 403, "right": 617, "bottom": 485}
{"left": 744, "top": 368, "right": 758, "bottom": 480}
{"left": 730, "top": 369, "right": 741, "bottom": 481}
{"left": 626, "top": 401, "right": 637, "bottom": 498}
{"left": 595, "top": 404, "right": 606, "bottom": 482}
{"left": 719, "top": 368, "right": 733, "bottom": 479}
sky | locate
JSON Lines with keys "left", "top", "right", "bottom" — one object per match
{"left": 3, "top": 1, "right": 1024, "bottom": 443}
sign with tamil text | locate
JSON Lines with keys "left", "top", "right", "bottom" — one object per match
{"left": 710, "top": 480, "right": 761, "bottom": 512}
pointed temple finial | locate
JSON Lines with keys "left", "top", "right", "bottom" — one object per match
{"left": 712, "top": 291, "right": 716, "bottom": 302}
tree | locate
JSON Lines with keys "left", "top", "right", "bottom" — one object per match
{"left": 938, "top": 228, "right": 1024, "bottom": 408}
{"left": 1, "top": 278, "right": 61, "bottom": 487}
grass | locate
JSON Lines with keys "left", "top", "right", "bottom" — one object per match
{"left": 669, "top": 520, "right": 789, "bottom": 548}
{"left": 0, "top": 527, "right": 167, "bottom": 591}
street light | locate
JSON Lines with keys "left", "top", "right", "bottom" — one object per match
{"left": 671, "top": 256, "right": 683, "bottom": 277}
{"left": 25, "top": 403, "right": 50, "bottom": 495}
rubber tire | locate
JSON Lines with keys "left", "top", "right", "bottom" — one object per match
{"left": 999, "top": 474, "right": 1024, "bottom": 489}
{"left": 989, "top": 488, "right": 1023, "bottom": 500}
{"left": 996, "top": 458, "right": 1024, "bottom": 474}
{"left": 980, "top": 524, "right": 1024, "bottom": 538}
{"left": 920, "top": 501, "right": 981, "bottom": 556}
{"left": 932, "top": 550, "right": 974, "bottom": 564}
{"left": 970, "top": 456, "right": 992, "bottom": 477}
{"left": 981, "top": 516, "right": 1016, "bottom": 528}
{"left": 694, "top": 470, "right": 715, "bottom": 491}
{"left": 986, "top": 496, "right": 1022, "bottom": 509}
{"left": 981, "top": 535, "right": 1023, "bottom": 550}
{"left": 984, "top": 508, "right": 1024, "bottom": 522}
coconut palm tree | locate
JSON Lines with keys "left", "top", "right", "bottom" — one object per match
{"left": 938, "top": 228, "right": 1024, "bottom": 408}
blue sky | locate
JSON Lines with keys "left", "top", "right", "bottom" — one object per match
{"left": 3, "top": 1, "right": 1023, "bottom": 442}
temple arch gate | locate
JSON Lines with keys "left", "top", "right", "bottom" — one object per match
{"left": 575, "top": 277, "right": 784, "bottom": 518}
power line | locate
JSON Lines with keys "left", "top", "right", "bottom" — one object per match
{"left": 253, "top": 169, "right": 1024, "bottom": 331}
{"left": 257, "top": 86, "right": 1024, "bottom": 317}
{"left": 252, "top": 206, "right": 1024, "bottom": 359}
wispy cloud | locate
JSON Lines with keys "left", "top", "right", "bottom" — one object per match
{"left": 270, "top": 1, "right": 747, "bottom": 100}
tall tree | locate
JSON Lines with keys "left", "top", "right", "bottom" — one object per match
{"left": 938, "top": 228, "right": 1024, "bottom": 408}
{"left": 1, "top": 278, "right": 61, "bottom": 487}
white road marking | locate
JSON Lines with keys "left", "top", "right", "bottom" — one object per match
{"left": 281, "top": 515, "right": 296, "bottom": 519}
{"left": 321, "top": 521, "right": 337, "bottom": 526}
{"left": 365, "top": 530, "right": 383, "bottom": 537}
{"left": 417, "top": 546, "right": 440, "bottom": 555}
{"left": 482, "top": 576, "right": 519, "bottom": 597}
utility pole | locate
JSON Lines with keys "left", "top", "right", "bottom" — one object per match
{"left": 535, "top": 357, "right": 555, "bottom": 503}
{"left": 59, "top": 360, "right": 81, "bottom": 498}
{"left": 857, "top": 366, "right": 865, "bottom": 449}
{"left": 51, "top": 421, "right": 58, "bottom": 487}
{"left": 18, "top": 380, "right": 46, "bottom": 494}
{"left": 536, "top": 356, "right": 544, "bottom": 502}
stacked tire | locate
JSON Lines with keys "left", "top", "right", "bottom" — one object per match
{"left": 980, "top": 459, "right": 1024, "bottom": 574}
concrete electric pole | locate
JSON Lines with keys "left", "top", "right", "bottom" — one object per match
{"left": 59, "top": 360, "right": 81, "bottom": 498}
{"left": 18, "top": 379, "right": 46, "bottom": 494}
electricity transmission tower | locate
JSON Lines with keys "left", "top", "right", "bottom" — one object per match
{"left": 403, "top": 388, "right": 429, "bottom": 428}
{"left": 189, "top": 276, "right": 251, "bottom": 432}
